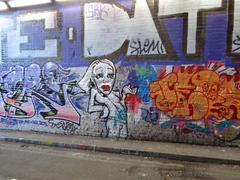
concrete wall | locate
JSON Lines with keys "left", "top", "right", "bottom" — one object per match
{"left": 0, "top": 0, "right": 240, "bottom": 146}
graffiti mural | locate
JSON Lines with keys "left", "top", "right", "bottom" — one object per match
{"left": 79, "top": 59, "right": 137, "bottom": 138}
{"left": 83, "top": 0, "right": 169, "bottom": 58}
{"left": 0, "top": 63, "right": 81, "bottom": 125}
{"left": 228, "top": 0, "right": 240, "bottom": 57}
{"left": 0, "top": 0, "right": 239, "bottom": 145}
{"left": 32, "top": 62, "right": 81, "bottom": 124}
{"left": 150, "top": 62, "right": 240, "bottom": 141}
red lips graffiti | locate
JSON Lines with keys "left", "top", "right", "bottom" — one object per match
{"left": 101, "top": 85, "right": 110, "bottom": 91}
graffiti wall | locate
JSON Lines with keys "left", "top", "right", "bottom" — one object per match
{"left": 0, "top": 0, "right": 240, "bottom": 145}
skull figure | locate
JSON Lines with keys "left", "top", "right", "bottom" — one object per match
{"left": 24, "top": 64, "right": 41, "bottom": 90}
{"left": 42, "top": 62, "right": 70, "bottom": 92}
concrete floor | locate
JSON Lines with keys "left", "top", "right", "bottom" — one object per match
{"left": 1, "top": 130, "right": 240, "bottom": 163}
{"left": 0, "top": 142, "right": 239, "bottom": 180}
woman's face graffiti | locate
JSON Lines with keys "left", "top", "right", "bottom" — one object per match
{"left": 24, "top": 64, "right": 41, "bottom": 89}
{"left": 92, "top": 63, "right": 115, "bottom": 95}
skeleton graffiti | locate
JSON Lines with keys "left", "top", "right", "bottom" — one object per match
{"left": 32, "top": 62, "right": 81, "bottom": 124}
{"left": 0, "top": 62, "right": 81, "bottom": 125}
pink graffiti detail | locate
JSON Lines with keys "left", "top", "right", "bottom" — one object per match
{"left": 33, "top": 84, "right": 81, "bottom": 125}
{"left": 0, "top": 91, "right": 35, "bottom": 118}
{"left": 3, "top": 96, "right": 35, "bottom": 118}
{"left": 43, "top": 101, "right": 80, "bottom": 124}
{"left": 0, "top": 95, "right": 6, "bottom": 116}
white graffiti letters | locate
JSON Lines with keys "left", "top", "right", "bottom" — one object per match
{"left": 0, "top": 0, "right": 239, "bottom": 61}
{"left": 7, "top": 11, "right": 59, "bottom": 59}
{"left": 84, "top": 3, "right": 129, "bottom": 57}
{"left": 232, "top": 0, "right": 240, "bottom": 53}
{"left": 84, "top": 0, "right": 167, "bottom": 58}
{"left": 158, "top": 0, "right": 222, "bottom": 55}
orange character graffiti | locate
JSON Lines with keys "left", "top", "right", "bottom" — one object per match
{"left": 150, "top": 62, "right": 240, "bottom": 126}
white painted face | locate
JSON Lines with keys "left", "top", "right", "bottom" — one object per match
{"left": 92, "top": 62, "right": 115, "bottom": 95}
